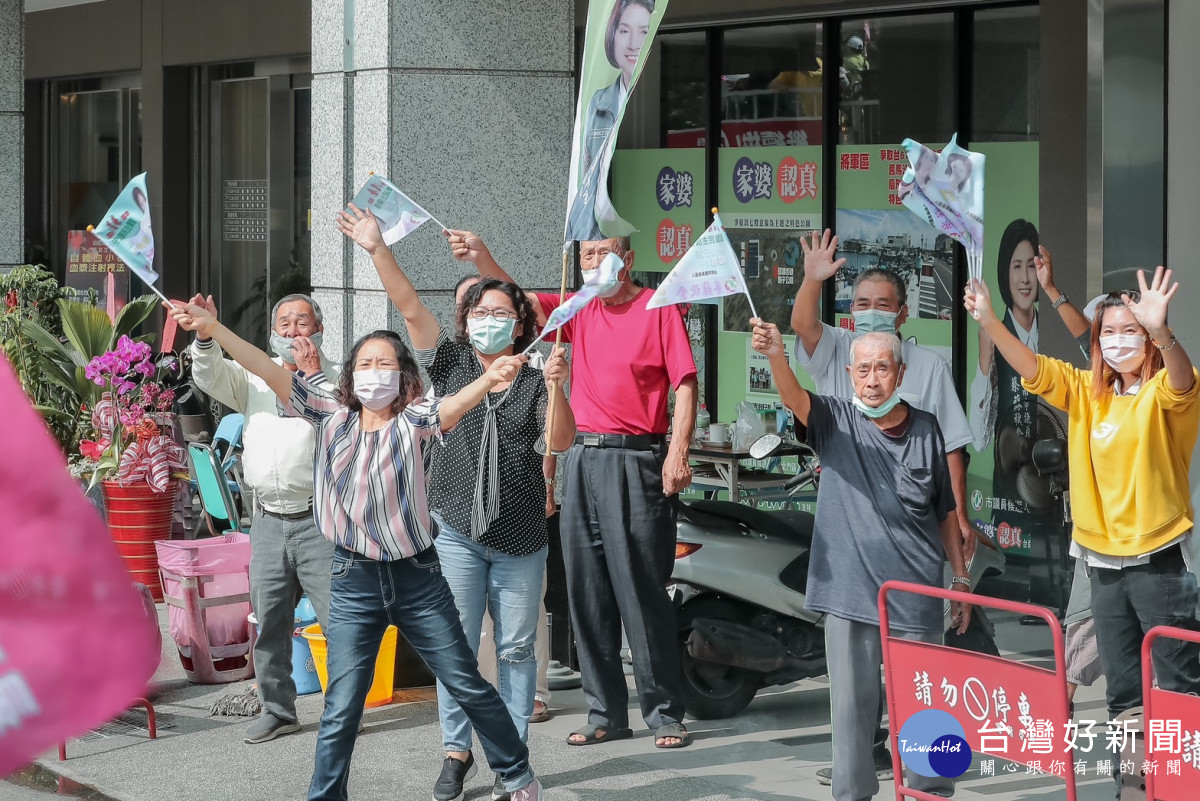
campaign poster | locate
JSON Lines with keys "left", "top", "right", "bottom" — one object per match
{"left": 64, "top": 229, "right": 129, "bottom": 311}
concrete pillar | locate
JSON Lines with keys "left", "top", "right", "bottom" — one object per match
{"left": 0, "top": 0, "right": 23, "bottom": 269}
{"left": 310, "top": 0, "right": 575, "bottom": 363}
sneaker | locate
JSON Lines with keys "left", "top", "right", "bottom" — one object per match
{"left": 243, "top": 712, "right": 301, "bottom": 744}
{"left": 432, "top": 753, "right": 477, "bottom": 801}
{"left": 510, "top": 778, "right": 542, "bottom": 801}
{"left": 492, "top": 773, "right": 511, "bottom": 801}
{"left": 815, "top": 751, "right": 894, "bottom": 786}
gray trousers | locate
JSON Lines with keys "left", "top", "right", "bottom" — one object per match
{"left": 560, "top": 443, "right": 685, "bottom": 730}
{"left": 825, "top": 614, "right": 954, "bottom": 801}
{"left": 249, "top": 509, "right": 334, "bottom": 722}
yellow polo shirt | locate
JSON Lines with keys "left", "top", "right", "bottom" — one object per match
{"left": 1023, "top": 355, "right": 1200, "bottom": 557}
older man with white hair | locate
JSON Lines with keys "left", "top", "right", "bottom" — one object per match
{"left": 751, "top": 320, "right": 972, "bottom": 801}
{"left": 189, "top": 292, "right": 337, "bottom": 744}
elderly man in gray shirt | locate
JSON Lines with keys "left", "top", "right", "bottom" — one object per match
{"left": 751, "top": 320, "right": 972, "bottom": 801}
{"left": 189, "top": 292, "right": 337, "bottom": 744}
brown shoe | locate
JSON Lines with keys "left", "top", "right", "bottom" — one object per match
{"left": 530, "top": 700, "right": 552, "bottom": 724}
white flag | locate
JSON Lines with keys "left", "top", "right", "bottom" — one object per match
{"left": 646, "top": 214, "right": 752, "bottom": 312}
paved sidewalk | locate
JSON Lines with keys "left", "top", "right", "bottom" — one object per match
{"left": 9, "top": 612, "right": 1120, "bottom": 800}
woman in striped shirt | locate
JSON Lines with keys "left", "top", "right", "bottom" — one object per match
{"left": 167, "top": 301, "right": 544, "bottom": 801}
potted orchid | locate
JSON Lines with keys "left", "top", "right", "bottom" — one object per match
{"left": 80, "top": 334, "right": 187, "bottom": 494}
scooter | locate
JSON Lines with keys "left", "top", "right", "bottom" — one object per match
{"left": 670, "top": 439, "right": 827, "bottom": 719}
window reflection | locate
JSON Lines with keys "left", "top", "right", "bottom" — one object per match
{"left": 721, "top": 24, "right": 824, "bottom": 147}
{"left": 838, "top": 15, "right": 955, "bottom": 145}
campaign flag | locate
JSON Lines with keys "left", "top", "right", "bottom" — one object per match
{"left": 349, "top": 175, "right": 446, "bottom": 245}
{"left": 646, "top": 213, "right": 754, "bottom": 316}
{"left": 898, "top": 134, "right": 986, "bottom": 280}
{"left": 0, "top": 355, "right": 160, "bottom": 776}
{"left": 92, "top": 173, "right": 159, "bottom": 290}
{"left": 521, "top": 252, "right": 623, "bottom": 355}
{"left": 565, "top": 0, "right": 671, "bottom": 243}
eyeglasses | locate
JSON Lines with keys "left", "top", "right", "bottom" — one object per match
{"left": 467, "top": 306, "right": 520, "bottom": 321}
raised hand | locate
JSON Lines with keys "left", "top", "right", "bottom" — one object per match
{"left": 484, "top": 354, "right": 528, "bottom": 386}
{"left": 799, "top": 228, "right": 847, "bottom": 284}
{"left": 290, "top": 335, "right": 322, "bottom": 374}
{"left": 444, "top": 229, "right": 490, "bottom": 265}
{"left": 1124, "top": 266, "right": 1178, "bottom": 338}
{"left": 964, "top": 279, "right": 999, "bottom": 327}
{"left": 750, "top": 317, "right": 784, "bottom": 359}
{"left": 1034, "top": 246, "right": 1057, "bottom": 294}
{"left": 543, "top": 346, "right": 570, "bottom": 386}
{"left": 336, "top": 203, "right": 385, "bottom": 256}
{"left": 166, "top": 300, "right": 217, "bottom": 337}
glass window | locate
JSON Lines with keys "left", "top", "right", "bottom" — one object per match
{"left": 721, "top": 24, "right": 824, "bottom": 147}
{"left": 973, "top": 7, "right": 1039, "bottom": 141}
{"left": 838, "top": 14, "right": 955, "bottom": 145}
{"left": 53, "top": 85, "right": 142, "bottom": 272}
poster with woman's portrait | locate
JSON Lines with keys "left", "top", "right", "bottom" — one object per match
{"left": 565, "top": 0, "right": 670, "bottom": 242}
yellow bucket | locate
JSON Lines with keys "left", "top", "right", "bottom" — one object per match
{"left": 301, "top": 623, "right": 397, "bottom": 708}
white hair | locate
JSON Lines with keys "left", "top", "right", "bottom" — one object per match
{"left": 850, "top": 332, "right": 904, "bottom": 366}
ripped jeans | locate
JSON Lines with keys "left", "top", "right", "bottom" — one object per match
{"left": 432, "top": 516, "right": 547, "bottom": 751}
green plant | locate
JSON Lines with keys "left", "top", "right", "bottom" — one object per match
{"left": 15, "top": 295, "right": 159, "bottom": 457}
{"left": 0, "top": 265, "right": 74, "bottom": 447}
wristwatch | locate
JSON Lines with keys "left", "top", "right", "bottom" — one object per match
{"left": 1052, "top": 292, "right": 1069, "bottom": 309}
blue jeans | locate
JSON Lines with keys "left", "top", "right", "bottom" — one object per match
{"left": 307, "top": 546, "right": 534, "bottom": 801}
{"left": 433, "top": 519, "right": 547, "bottom": 751}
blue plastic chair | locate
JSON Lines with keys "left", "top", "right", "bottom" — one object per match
{"left": 188, "top": 443, "right": 246, "bottom": 535}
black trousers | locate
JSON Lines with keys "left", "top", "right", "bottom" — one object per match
{"left": 559, "top": 442, "right": 685, "bottom": 730}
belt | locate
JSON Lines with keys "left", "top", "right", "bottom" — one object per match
{"left": 262, "top": 506, "right": 314, "bottom": 521}
{"left": 575, "top": 432, "right": 665, "bottom": 451}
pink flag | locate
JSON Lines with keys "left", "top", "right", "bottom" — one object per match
{"left": 0, "top": 354, "right": 160, "bottom": 776}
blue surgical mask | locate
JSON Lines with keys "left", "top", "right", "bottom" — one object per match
{"left": 270, "top": 331, "right": 323, "bottom": 364}
{"left": 852, "top": 391, "right": 903, "bottom": 419}
{"left": 852, "top": 309, "right": 899, "bottom": 335}
{"left": 467, "top": 316, "right": 517, "bottom": 355}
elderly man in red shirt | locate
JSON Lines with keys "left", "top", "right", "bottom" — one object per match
{"left": 449, "top": 230, "right": 698, "bottom": 749}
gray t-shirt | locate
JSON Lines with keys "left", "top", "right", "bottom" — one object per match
{"left": 805, "top": 395, "right": 956, "bottom": 633}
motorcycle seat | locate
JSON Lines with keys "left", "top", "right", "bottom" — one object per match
{"left": 681, "top": 500, "right": 813, "bottom": 548}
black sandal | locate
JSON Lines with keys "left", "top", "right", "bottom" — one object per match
{"left": 654, "top": 722, "right": 693, "bottom": 749}
{"left": 566, "top": 723, "right": 633, "bottom": 746}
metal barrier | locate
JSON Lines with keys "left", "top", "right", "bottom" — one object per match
{"left": 1141, "top": 625, "right": 1200, "bottom": 800}
{"left": 879, "top": 580, "right": 1075, "bottom": 801}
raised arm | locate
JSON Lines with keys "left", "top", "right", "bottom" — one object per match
{"left": 439, "top": 354, "right": 528, "bottom": 432}
{"left": 338, "top": 204, "right": 440, "bottom": 350}
{"left": 1035, "top": 246, "right": 1091, "bottom": 339}
{"left": 792, "top": 229, "right": 845, "bottom": 357}
{"left": 444, "top": 229, "right": 547, "bottom": 325}
{"left": 1126, "top": 266, "right": 1194, "bottom": 392}
{"left": 964, "top": 279, "right": 1038, "bottom": 380}
{"left": 752, "top": 318, "right": 811, "bottom": 425}
{"left": 543, "top": 346, "right": 577, "bottom": 453}
{"left": 167, "top": 300, "right": 294, "bottom": 402}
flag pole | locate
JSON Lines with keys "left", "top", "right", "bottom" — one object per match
{"left": 544, "top": 242, "right": 571, "bottom": 443}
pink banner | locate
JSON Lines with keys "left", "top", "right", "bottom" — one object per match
{"left": 0, "top": 355, "right": 160, "bottom": 776}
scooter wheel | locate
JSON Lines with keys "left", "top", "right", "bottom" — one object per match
{"left": 677, "top": 598, "right": 761, "bottom": 720}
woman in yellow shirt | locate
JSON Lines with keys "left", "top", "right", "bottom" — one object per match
{"left": 965, "top": 267, "right": 1200, "bottom": 734}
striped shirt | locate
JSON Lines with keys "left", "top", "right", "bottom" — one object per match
{"left": 285, "top": 373, "right": 445, "bottom": 560}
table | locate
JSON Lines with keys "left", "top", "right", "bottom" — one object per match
{"left": 688, "top": 440, "right": 809, "bottom": 507}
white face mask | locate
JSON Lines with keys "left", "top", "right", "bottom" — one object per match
{"left": 1099, "top": 334, "right": 1147, "bottom": 374}
{"left": 353, "top": 369, "right": 401, "bottom": 411}
{"left": 581, "top": 259, "right": 624, "bottom": 298}
{"left": 852, "top": 309, "right": 899, "bottom": 335}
